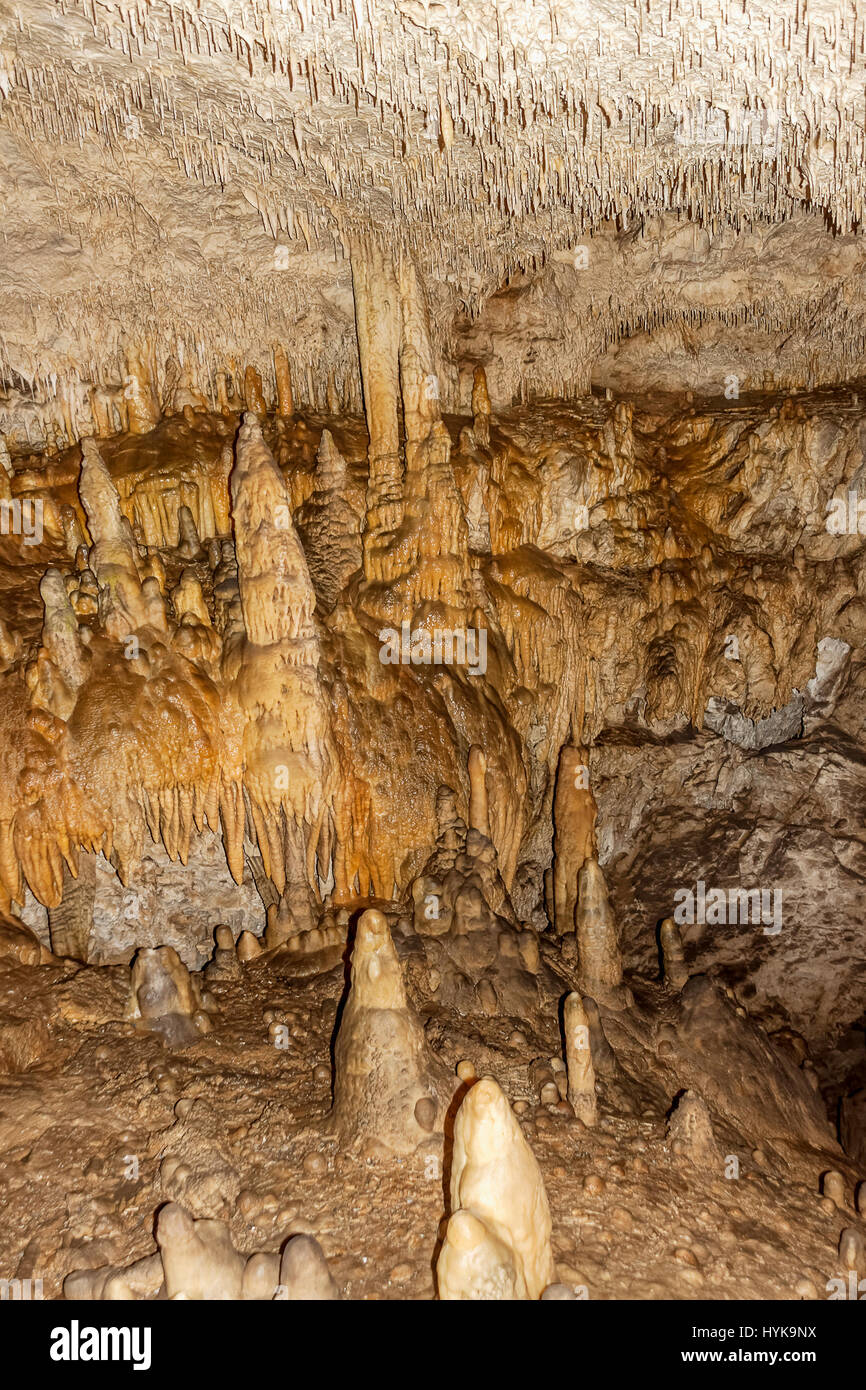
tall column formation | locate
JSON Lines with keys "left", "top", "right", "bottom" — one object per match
{"left": 563, "top": 993, "right": 598, "bottom": 1127}
{"left": 575, "top": 857, "right": 627, "bottom": 1006}
{"left": 351, "top": 243, "right": 470, "bottom": 618}
{"left": 438, "top": 1076, "right": 555, "bottom": 1300}
{"left": 395, "top": 254, "right": 470, "bottom": 611}
{"left": 350, "top": 239, "right": 403, "bottom": 585}
{"left": 553, "top": 744, "right": 597, "bottom": 936}
{"left": 230, "top": 413, "right": 336, "bottom": 908}
{"left": 398, "top": 256, "right": 444, "bottom": 452}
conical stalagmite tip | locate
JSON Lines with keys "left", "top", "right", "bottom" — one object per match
{"left": 357, "top": 906, "right": 389, "bottom": 940}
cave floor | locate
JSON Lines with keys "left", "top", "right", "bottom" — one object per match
{"left": 0, "top": 939, "right": 850, "bottom": 1301}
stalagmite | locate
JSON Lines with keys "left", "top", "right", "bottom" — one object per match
{"left": 822, "top": 1171, "right": 847, "bottom": 1208}
{"left": 237, "top": 930, "right": 263, "bottom": 962}
{"left": 294, "top": 429, "right": 363, "bottom": 610}
{"left": 659, "top": 917, "right": 690, "bottom": 990}
{"left": 204, "top": 924, "right": 241, "bottom": 981}
{"left": 471, "top": 367, "right": 492, "bottom": 449}
{"left": 563, "top": 992, "right": 598, "bottom": 1127}
{"left": 467, "top": 745, "right": 490, "bottom": 839}
{"left": 126, "top": 946, "right": 209, "bottom": 1046}
{"left": 123, "top": 349, "right": 160, "bottom": 434}
{"left": 553, "top": 745, "right": 596, "bottom": 936}
{"left": 667, "top": 1091, "right": 721, "bottom": 1168}
{"left": 156, "top": 1203, "right": 244, "bottom": 1300}
{"left": 60, "top": 504, "right": 86, "bottom": 559}
{"left": 330, "top": 908, "right": 447, "bottom": 1154}
{"left": 575, "top": 858, "right": 627, "bottom": 1006}
{"left": 436, "top": 1209, "right": 525, "bottom": 1300}
{"left": 230, "top": 411, "right": 335, "bottom": 901}
{"left": 839, "top": 1228, "right": 865, "bottom": 1272}
{"left": 177, "top": 505, "right": 204, "bottom": 560}
{"left": 439, "top": 1076, "right": 556, "bottom": 1301}
{"left": 278, "top": 1235, "right": 340, "bottom": 1300}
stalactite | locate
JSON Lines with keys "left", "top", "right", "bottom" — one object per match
{"left": 229, "top": 411, "right": 336, "bottom": 910}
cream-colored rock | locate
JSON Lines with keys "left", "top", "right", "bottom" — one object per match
{"left": 330, "top": 908, "right": 446, "bottom": 1153}
{"left": 126, "top": 945, "right": 206, "bottom": 1046}
{"left": 667, "top": 1090, "right": 721, "bottom": 1168}
{"left": 230, "top": 412, "right": 335, "bottom": 903}
{"left": 553, "top": 746, "right": 596, "bottom": 936}
{"left": 441, "top": 1075, "right": 555, "bottom": 1300}
{"left": 467, "top": 745, "right": 490, "bottom": 838}
{"left": 437, "top": 1209, "right": 525, "bottom": 1301}
{"left": 242, "top": 1252, "right": 281, "bottom": 1301}
{"left": 28, "top": 568, "right": 90, "bottom": 720}
{"left": 78, "top": 438, "right": 151, "bottom": 639}
{"left": 563, "top": 993, "right": 597, "bottom": 1127}
{"left": 237, "top": 930, "right": 263, "bottom": 962}
{"left": 156, "top": 1202, "right": 244, "bottom": 1300}
{"left": 64, "top": 1253, "right": 164, "bottom": 1301}
{"left": 277, "top": 1235, "right": 340, "bottom": 1301}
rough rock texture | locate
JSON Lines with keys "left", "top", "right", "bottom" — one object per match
{"left": 126, "top": 946, "right": 209, "bottom": 1048}
{"left": 1, "top": 0, "right": 866, "bottom": 1311}
{"left": 20, "top": 835, "right": 264, "bottom": 968}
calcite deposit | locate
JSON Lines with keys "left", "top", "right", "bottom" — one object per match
{"left": 0, "top": 0, "right": 865, "bottom": 1311}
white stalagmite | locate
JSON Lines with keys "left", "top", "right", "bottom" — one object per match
{"left": 438, "top": 1075, "right": 555, "bottom": 1300}
{"left": 436, "top": 1209, "right": 526, "bottom": 1300}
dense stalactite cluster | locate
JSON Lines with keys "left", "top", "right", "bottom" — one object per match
{"left": 4, "top": 1, "right": 866, "bottom": 439}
